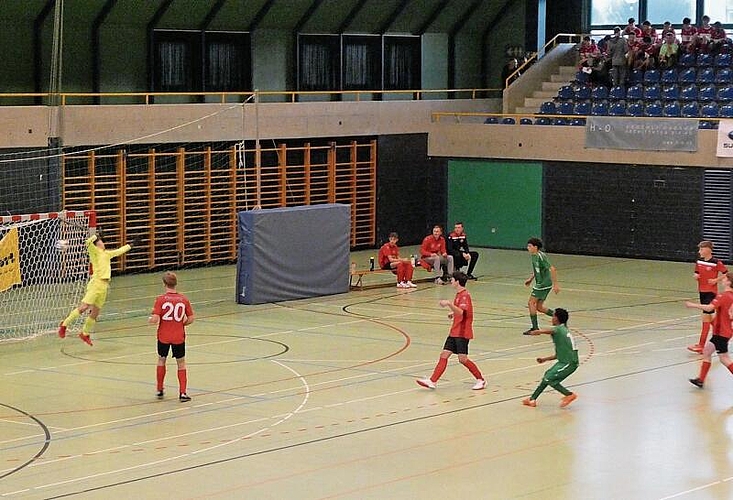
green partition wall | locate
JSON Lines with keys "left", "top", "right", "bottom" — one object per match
{"left": 447, "top": 160, "right": 542, "bottom": 249}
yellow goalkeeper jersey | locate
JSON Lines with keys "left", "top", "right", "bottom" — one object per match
{"left": 86, "top": 235, "right": 131, "bottom": 280}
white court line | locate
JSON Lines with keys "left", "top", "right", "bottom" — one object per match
{"left": 658, "top": 479, "right": 726, "bottom": 499}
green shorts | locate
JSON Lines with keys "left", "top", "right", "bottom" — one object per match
{"left": 531, "top": 287, "right": 551, "bottom": 301}
{"left": 543, "top": 361, "right": 578, "bottom": 384}
{"left": 81, "top": 279, "right": 109, "bottom": 308}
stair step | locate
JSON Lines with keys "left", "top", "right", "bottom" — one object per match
{"left": 524, "top": 97, "right": 551, "bottom": 107}
{"left": 514, "top": 106, "right": 540, "bottom": 114}
{"left": 542, "top": 81, "right": 564, "bottom": 91}
{"left": 550, "top": 74, "right": 574, "bottom": 83}
{"left": 532, "top": 90, "right": 557, "bottom": 99}
{"left": 558, "top": 65, "right": 578, "bottom": 75}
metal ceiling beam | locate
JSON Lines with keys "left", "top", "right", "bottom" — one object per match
{"left": 448, "top": 0, "right": 483, "bottom": 90}
{"left": 338, "top": 0, "right": 367, "bottom": 34}
{"left": 199, "top": 0, "right": 228, "bottom": 30}
{"left": 92, "top": 0, "right": 118, "bottom": 100}
{"left": 414, "top": 0, "right": 450, "bottom": 35}
{"left": 378, "top": 0, "right": 411, "bottom": 34}
{"left": 33, "top": 0, "right": 56, "bottom": 98}
{"left": 247, "top": 0, "right": 276, "bottom": 31}
{"left": 294, "top": 0, "right": 325, "bottom": 33}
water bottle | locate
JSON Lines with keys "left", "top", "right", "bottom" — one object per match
{"left": 351, "top": 261, "right": 356, "bottom": 274}
{"left": 369, "top": 257, "right": 375, "bottom": 271}
{"left": 410, "top": 255, "right": 416, "bottom": 267}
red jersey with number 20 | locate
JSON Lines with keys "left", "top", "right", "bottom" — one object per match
{"left": 695, "top": 258, "right": 727, "bottom": 293}
{"left": 152, "top": 292, "right": 193, "bottom": 345}
{"left": 449, "top": 289, "right": 474, "bottom": 339}
{"left": 711, "top": 291, "right": 733, "bottom": 338}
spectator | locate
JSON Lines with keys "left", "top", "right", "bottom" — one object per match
{"left": 680, "top": 17, "right": 697, "bottom": 53}
{"left": 378, "top": 232, "right": 417, "bottom": 288}
{"left": 661, "top": 21, "right": 675, "bottom": 39}
{"left": 501, "top": 58, "right": 521, "bottom": 88}
{"left": 606, "top": 27, "right": 629, "bottom": 87}
{"left": 578, "top": 36, "right": 601, "bottom": 69}
{"left": 658, "top": 32, "right": 680, "bottom": 69}
{"left": 710, "top": 22, "right": 728, "bottom": 55}
{"left": 420, "top": 225, "right": 454, "bottom": 285}
{"left": 640, "top": 21, "right": 659, "bottom": 44}
{"left": 622, "top": 18, "right": 641, "bottom": 37}
{"left": 447, "top": 222, "right": 479, "bottom": 280}
{"left": 692, "top": 15, "right": 713, "bottom": 54}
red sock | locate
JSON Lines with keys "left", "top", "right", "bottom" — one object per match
{"left": 156, "top": 365, "right": 166, "bottom": 391}
{"left": 727, "top": 363, "right": 733, "bottom": 375}
{"left": 698, "top": 322, "right": 711, "bottom": 347}
{"left": 461, "top": 358, "right": 483, "bottom": 380}
{"left": 430, "top": 358, "right": 448, "bottom": 382}
{"left": 699, "top": 361, "right": 712, "bottom": 382}
{"left": 177, "top": 369, "right": 187, "bottom": 394}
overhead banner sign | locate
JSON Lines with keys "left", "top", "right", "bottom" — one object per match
{"left": 0, "top": 228, "right": 21, "bottom": 292}
{"left": 585, "top": 117, "right": 698, "bottom": 152}
{"left": 717, "top": 120, "right": 733, "bottom": 157}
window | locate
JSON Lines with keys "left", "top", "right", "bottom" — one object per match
{"left": 342, "top": 35, "right": 380, "bottom": 90}
{"left": 590, "top": 0, "right": 638, "bottom": 26}
{"left": 154, "top": 31, "right": 199, "bottom": 92}
{"left": 298, "top": 35, "right": 339, "bottom": 91}
{"left": 383, "top": 36, "right": 420, "bottom": 90}
{"left": 647, "top": 0, "right": 695, "bottom": 24}
{"left": 205, "top": 32, "right": 251, "bottom": 92}
{"left": 704, "top": 0, "right": 733, "bottom": 23}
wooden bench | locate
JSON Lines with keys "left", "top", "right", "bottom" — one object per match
{"left": 349, "top": 263, "right": 432, "bottom": 290}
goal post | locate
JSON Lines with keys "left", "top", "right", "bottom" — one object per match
{"left": 0, "top": 210, "right": 95, "bottom": 341}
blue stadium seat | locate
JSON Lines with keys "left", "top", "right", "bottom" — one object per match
{"left": 501, "top": 117, "right": 516, "bottom": 124}
{"left": 591, "top": 85, "right": 609, "bottom": 100}
{"left": 519, "top": 117, "right": 533, "bottom": 125}
{"left": 574, "top": 101, "right": 591, "bottom": 115}
{"left": 574, "top": 85, "right": 592, "bottom": 100}
{"left": 662, "top": 85, "right": 679, "bottom": 101}
{"left": 557, "top": 101, "right": 575, "bottom": 115}
{"left": 626, "top": 101, "right": 643, "bottom": 117}
{"left": 663, "top": 101, "right": 681, "bottom": 117}
{"left": 680, "top": 84, "right": 698, "bottom": 101}
{"left": 552, "top": 117, "right": 569, "bottom": 125}
{"left": 534, "top": 116, "right": 551, "bottom": 125}
{"left": 609, "top": 101, "right": 626, "bottom": 116}
{"left": 681, "top": 102, "right": 700, "bottom": 118}
{"left": 661, "top": 69, "right": 678, "bottom": 84}
{"left": 644, "top": 84, "right": 661, "bottom": 100}
{"left": 643, "top": 69, "right": 660, "bottom": 84}
{"left": 698, "top": 120, "right": 716, "bottom": 129}
{"left": 698, "top": 85, "right": 717, "bottom": 102}
{"left": 715, "top": 68, "right": 733, "bottom": 84}
{"left": 591, "top": 101, "right": 609, "bottom": 115}
{"left": 484, "top": 117, "right": 499, "bottom": 124}
{"left": 696, "top": 67, "right": 715, "bottom": 84}
{"left": 626, "top": 84, "right": 643, "bottom": 100}
{"left": 718, "top": 86, "right": 733, "bottom": 102}
{"left": 678, "top": 67, "right": 696, "bottom": 84}
{"left": 644, "top": 101, "right": 663, "bottom": 117}
{"left": 701, "top": 103, "right": 719, "bottom": 118}
{"left": 720, "top": 104, "right": 733, "bottom": 118}
{"left": 628, "top": 69, "right": 643, "bottom": 84}
{"left": 715, "top": 53, "right": 733, "bottom": 68}
{"left": 697, "top": 53, "right": 713, "bottom": 67}
{"left": 609, "top": 85, "right": 626, "bottom": 100}
{"left": 539, "top": 101, "right": 556, "bottom": 114}
{"left": 570, "top": 118, "right": 586, "bottom": 126}
{"left": 678, "top": 52, "right": 696, "bottom": 67}
{"left": 557, "top": 85, "right": 574, "bottom": 100}
{"left": 575, "top": 71, "right": 589, "bottom": 83}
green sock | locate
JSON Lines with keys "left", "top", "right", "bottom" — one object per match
{"left": 531, "top": 380, "right": 549, "bottom": 400}
{"left": 82, "top": 317, "right": 96, "bottom": 335}
{"left": 530, "top": 314, "right": 538, "bottom": 329}
{"left": 545, "top": 308, "right": 554, "bottom": 317}
{"left": 63, "top": 309, "right": 81, "bottom": 327}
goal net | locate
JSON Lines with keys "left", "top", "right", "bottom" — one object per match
{"left": 0, "top": 210, "right": 95, "bottom": 341}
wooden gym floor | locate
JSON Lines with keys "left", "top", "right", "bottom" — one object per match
{"left": 0, "top": 247, "right": 730, "bottom": 499}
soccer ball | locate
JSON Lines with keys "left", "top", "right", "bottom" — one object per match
{"left": 55, "top": 239, "right": 70, "bottom": 251}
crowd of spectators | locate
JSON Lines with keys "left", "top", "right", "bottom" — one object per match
{"left": 578, "top": 16, "right": 731, "bottom": 88}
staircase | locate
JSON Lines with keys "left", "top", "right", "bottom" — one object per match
{"left": 513, "top": 65, "right": 577, "bottom": 115}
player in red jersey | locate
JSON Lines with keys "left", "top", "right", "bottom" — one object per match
{"left": 688, "top": 241, "right": 728, "bottom": 353}
{"left": 693, "top": 15, "right": 713, "bottom": 53}
{"left": 685, "top": 272, "right": 733, "bottom": 388}
{"left": 378, "top": 232, "right": 416, "bottom": 288}
{"left": 680, "top": 17, "right": 697, "bottom": 52}
{"left": 416, "top": 271, "right": 486, "bottom": 390}
{"left": 420, "top": 225, "right": 454, "bottom": 284}
{"left": 149, "top": 271, "right": 194, "bottom": 402}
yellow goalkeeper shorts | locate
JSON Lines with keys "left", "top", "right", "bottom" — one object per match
{"left": 81, "top": 279, "right": 109, "bottom": 308}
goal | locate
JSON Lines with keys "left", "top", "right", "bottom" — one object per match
{"left": 0, "top": 210, "right": 95, "bottom": 341}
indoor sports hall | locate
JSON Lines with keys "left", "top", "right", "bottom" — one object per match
{"left": 2, "top": 1, "right": 733, "bottom": 499}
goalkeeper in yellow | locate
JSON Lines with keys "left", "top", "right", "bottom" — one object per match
{"left": 58, "top": 232, "right": 133, "bottom": 346}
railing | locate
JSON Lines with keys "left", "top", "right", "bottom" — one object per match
{"left": 0, "top": 88, "right": 503, "bottom": 106}
{"left": 62, "top": 140, "right": 377, "bottom": 273}
{"left": 504, "top": 33, "right": 585, "bottom": 89}
{"left": 431, "top": 111, "right": 720, "bottom": 124}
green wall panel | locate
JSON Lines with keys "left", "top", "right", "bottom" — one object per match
{"left": 448, "top": 160, "right": 542, "bottom": 249}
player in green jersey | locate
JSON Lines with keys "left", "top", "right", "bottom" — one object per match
{"left": 522, "top": 308, "right": 579, "bottom": 408}
{"left": 523, "top": 237, "right": 559, "bottom": 335}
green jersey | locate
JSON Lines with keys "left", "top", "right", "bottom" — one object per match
{"left": 531, "top": 251, "right": 553, "bottom": 291}
{"left": 551, "top": 324, "right": 579, "bottom": 365}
